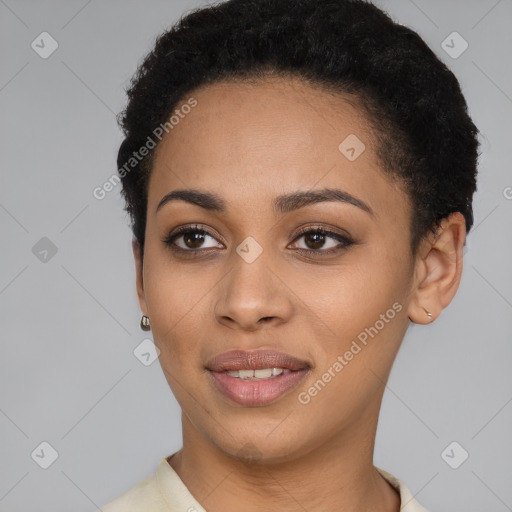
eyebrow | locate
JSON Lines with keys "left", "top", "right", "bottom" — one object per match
{"left": 156, "top": 187, "right": 374, "bottom": 216}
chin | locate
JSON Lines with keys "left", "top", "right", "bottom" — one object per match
{"left": 210, "top": 425, "right": 311, "bottom": 465}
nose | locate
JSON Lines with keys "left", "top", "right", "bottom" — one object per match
{"left": 214, "top": 249, "right": 294, "bottom": 332}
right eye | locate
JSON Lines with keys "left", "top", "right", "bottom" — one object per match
{"left": 163, "top": 224, "right": 225, "bottom": 254}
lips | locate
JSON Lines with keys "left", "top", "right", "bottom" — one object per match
{"left": 205, "top": 349, "right": 311, "bottom": 407}
{"left": 205, "top": 349, "right": 310, "bottom": 372}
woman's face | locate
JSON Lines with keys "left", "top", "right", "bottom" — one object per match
{"left": 136, "top": 76, "right": 417, "bottom": 462}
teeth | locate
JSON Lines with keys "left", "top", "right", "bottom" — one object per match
{"left": 254, "top": 368, "right": 272, "bottom": 378}
{"left": 226, "top": 368, "right": 291, "bottom": 379}
{"left": 238, "top": 369, "right": 254, "bottom": 379}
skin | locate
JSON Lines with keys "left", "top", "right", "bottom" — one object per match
{"left": 133, "top": 76, "right": 466, "bottom": 512}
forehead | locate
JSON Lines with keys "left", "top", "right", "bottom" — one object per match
{"left": 148, "top": 77, "right": 405, "bottom": 219}
{"left": 154, "top": 77, "right": 374, "bottom": 167}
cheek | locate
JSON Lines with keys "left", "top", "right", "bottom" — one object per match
{"left": 303, "top": 244, "right": 411, "bottom": 382}
{"left": 142, "top": 252, "right": 211, "bottom": 366}
{"left": 303, "top": 251, "right": 406, "bottom": 334}
{"left": 296, "top": 282, "right": 407, "bottom": 434}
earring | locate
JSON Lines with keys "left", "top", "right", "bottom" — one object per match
{"left": 423, "top": 307, "right": 433, "bottom": 322}
{"left": 140, "top": 315, "right": 151, "bottom": 331}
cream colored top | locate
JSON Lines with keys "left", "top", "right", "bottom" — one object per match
{"left": 101, "top": 456, "right": 429, "bottom": 511}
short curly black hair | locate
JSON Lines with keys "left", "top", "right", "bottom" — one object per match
{"left": 116, "top": 0, "right": 480, "bottom": 257}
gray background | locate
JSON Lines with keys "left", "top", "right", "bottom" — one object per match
{"left": 1, "top": 0, "right": 511, "bottom": 510}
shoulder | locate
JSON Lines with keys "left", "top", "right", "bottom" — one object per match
{"left": 100, "top": 455, "right": 207, "bottom": 512}
{"left": 100, "top": 467, "right": 167, "bottom": 512}
{"left": 375, "top": 467, "right": 430, "bottom": 512}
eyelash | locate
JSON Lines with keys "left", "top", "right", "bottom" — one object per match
{"left": 162, "top": 223, "right": 355, "bottom": 258}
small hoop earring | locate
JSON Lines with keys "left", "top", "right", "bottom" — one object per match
{"left": 140, "top": 315, "right": 151, "bottom": 331}
{"left": 423, "top": 307, "right": 433, "bottom": 322}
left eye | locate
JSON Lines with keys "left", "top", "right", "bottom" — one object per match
{"left": 289, "top": 228, "right": 353, "bottom": 253}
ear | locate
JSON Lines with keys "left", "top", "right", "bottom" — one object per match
{"left": 132, "top": 238, "right": 148, "bottom": 316}
{"left": 407, "top": 212, "right": 466, "bottom": 324}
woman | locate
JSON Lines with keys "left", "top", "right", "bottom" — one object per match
{"left": 102, "top": 0, "right": 479, "bottom": 510}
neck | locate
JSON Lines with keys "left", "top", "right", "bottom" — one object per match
{"left": 168, "top": 411, "right": 400, "bottom": 512}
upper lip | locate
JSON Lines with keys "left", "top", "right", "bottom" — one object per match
{"left": 206, "top": 349, "right": 310, "bottom": 372}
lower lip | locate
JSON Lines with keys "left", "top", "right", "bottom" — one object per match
{"left": 208, "top": 369, "right": 309, "bottom": 407}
